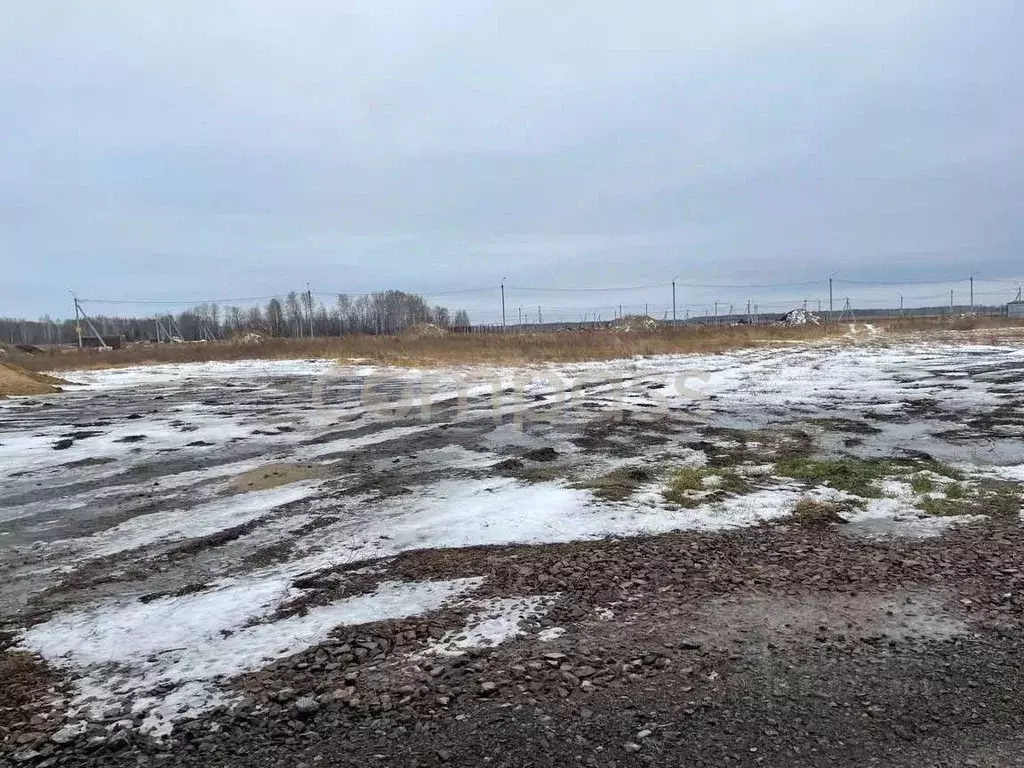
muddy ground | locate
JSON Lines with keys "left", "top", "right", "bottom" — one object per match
{"left": 1, "top": 338, "right": 1023, "bottom": 766}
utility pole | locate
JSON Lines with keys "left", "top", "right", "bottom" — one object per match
{"left": 746, "top": 299, "right": 752, "bottom": 324}
{"left": 518, "top": 306, "right": 523, "bottom": 326}
{"left": 899, "top": 294, "right": 904, "bottom": 316}
{"left": 71, "top": 293, "right": 83, "bottom": 348}
{"left": 619, "top": 304, "right": 622, "bottom": 319}
{"left": 672, "top": 278, "right": 677, "bottom": 325}
{"left": 501, "top": 278, "right": 506, "bottom": 331}
{"left": 74, "top": 297, "right": 110, "bottom": 349}
{"left": 970, "top": 275, "right": 974, "bottom": 309}
{"left": 714, "top": 301, "right": 718, "bottom": 325}
{"left": 950, "top": 289, "right": 954, "bottom": 308}
{"left": 307, "top": 283, "right": 315, "bottom": 338}
{"left": 829, "top": 277, "right": 834, "bottom": 319}
{"left": 538, "top": 306, "right": 542, "bottom": 325}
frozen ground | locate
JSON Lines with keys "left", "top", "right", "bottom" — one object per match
{"left": 2, "top": 336, "right": 1024, "bottom": 739}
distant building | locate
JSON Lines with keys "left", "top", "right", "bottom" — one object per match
{"left": 79, "top": 335, "right": 123, "bottom": 349}
{"left": 1008, "top": 301, "right": 1024, "bottom": 319}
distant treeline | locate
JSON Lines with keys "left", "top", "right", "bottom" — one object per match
{"left": 0, "top": 291, "right": 472, "bottom": 346}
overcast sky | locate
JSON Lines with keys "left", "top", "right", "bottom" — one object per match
{"left": 2, "top": 1, "right": 1022, "bottom": 321}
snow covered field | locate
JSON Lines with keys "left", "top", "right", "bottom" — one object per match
{"left": 2, "top": 336, "right": 1023, "bottom": 734}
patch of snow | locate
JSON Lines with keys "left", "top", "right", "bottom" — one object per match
{"left": 0, "top": 414, "right": 261, "bottom": 479}
{"left": 843, "top": 497, "right": 985, "bottom": 538}
{"left": 537, "top": 627, "right": 566, "bottom": 642}
{"left": 738, "top": 463, "right": 776, "bottom": 477}
{"left": 20, "top": 577, "right": 483, "bottom": 736}
{"left": 294, "top": 480, "right": 819, "bottom": 573}
{"left": 983, "top": 464, "right": 1024, "bottom": 482}
{"left": 52, "top": 359, "right": 340, "bottom": 391}
{"left": 675, "top": 448, "right": 708, "bottom": 467}
{"left": 0, "top": 458, "right": 271, "bottom": 528}
{"left": 70, "top": 482, "right": 322, "bottom": 559}
{"left": 429, "top": 595, "right": 556, "bottom": 654}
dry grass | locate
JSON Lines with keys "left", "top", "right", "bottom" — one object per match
{"left": 12, "top": 317, "right": 1024, "bottom": 373}
{"left": 574, "top": 466, "right": 653, "bottom": 501}
{"left": 0, "top": 647, "right": 62, "bottom": 742}
{"left": 785, "top": 499, "right": 851, "bottom": 527}
{"left": 662, "top": 466, "right": 752, "bottom": 507}
{"left": 16, "top": 324, "right": 839, "bottom": 372}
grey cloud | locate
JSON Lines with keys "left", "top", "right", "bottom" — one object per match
{"left": 1, "top": 1, "right": 1022, "bottom": 319}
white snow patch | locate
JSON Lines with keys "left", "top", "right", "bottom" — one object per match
{"left": 537, "top": 627, "right": 567, "bottom": 642}
{"left": 294, "top": 479, "right": 819, "bottom": 572}
{"left": 429, "top": 595, "right": 556, "bottom": 655}
{"left": 0, "top": 415, "right": 260, "bottom": 479}
{"left": 70, "top": 482, "right": 322, "bottom": 559}
{"left": 21, "top": 577, "right": 484, "bottom": 736}
{"left": 983, "top": 464, "right": 1024, "bottom": 483}
{"left": 843, "top": 496, "right": 985, "bottom": 538}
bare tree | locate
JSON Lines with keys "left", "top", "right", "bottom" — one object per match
{"left": 266, "top": 299, "right": 285, "bottom": 337}
{"left": 285, "top": 292, "right": 303, "bottom": 338}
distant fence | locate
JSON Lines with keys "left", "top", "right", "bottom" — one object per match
{"left": 458, "top": 304, "right": 1013, "bottom": 334}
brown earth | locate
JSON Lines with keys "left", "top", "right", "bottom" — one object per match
{"left": 0, "top": 363, "right": 65, "bottom": 398}
{"left": 227, "top": 463, "right": 324, "bottom": 493}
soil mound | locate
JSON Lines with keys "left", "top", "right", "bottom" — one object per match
{"left": 612, "top": 315, "right": 661, "bottom": 332}
{"left": 0, "top": 362, "right": 65, "bottom": 398}
{"left": 403, "top": 323, "right": 448, "bottom": 339}
{"left": 780, "top": 308, "right": 821, "bottom": 326}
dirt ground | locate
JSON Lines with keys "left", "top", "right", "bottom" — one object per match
{"left": 1, "top": 332, "right": 1023, "bottom": 767}
{"left": 0, "top": 363, "right": 64, "bottom": 398}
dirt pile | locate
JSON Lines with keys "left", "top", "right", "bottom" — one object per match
{"left": 612, "top": 314, "right": 661, "bottom": 332}
{"left": 403, "top": 323, "right": 448, "bottom": 339}
{"left": 0, "top": 362, "right": 65, "bottom": 398}
{"left": 228, "top": 462, "right": 323, "bottom": 493}
{"left": 780, "top": 308, "right": 821, "bottom": 326}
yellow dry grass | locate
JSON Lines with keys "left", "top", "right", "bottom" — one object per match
{"left": 17, "top": 325, "right": 836, "bottom": 371}
{"left": 12, "top": 317, "right": 1024, "bottom": 373}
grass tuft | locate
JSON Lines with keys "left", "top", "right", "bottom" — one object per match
{"left": 944, "top": 482, "right": 965, "bottom": 500}
{"left": 910, "top": 473, "right": 934, "bottom": 494}
{"left": 786, "top": 499, "right": 851, "bottom": 527}
{"left": 575, "top": 466, "right": 653, "bottom": 501}
{"left": 663, "top": 466, "right": 753, "bottom": 507}
{"left": 918, "top": 481, "right": 1021, "bottom": 518}
{"left": 775, "top": 456, "right": 963, "bottom": 498}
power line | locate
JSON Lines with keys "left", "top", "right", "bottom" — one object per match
{"left": 506, "top": 283, "right": 665, "bottom": 293}
{"left": 313, "top": 287, "right": 495, "bottom": 298}
{"left": 78, "top": 295, "right": 281, "bottom": 306}
{"left": 834, "top": 276, "right": 1006, "bottom": 286}
{"left": 507, "top": 279, "right": 825, "bottom": 292}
